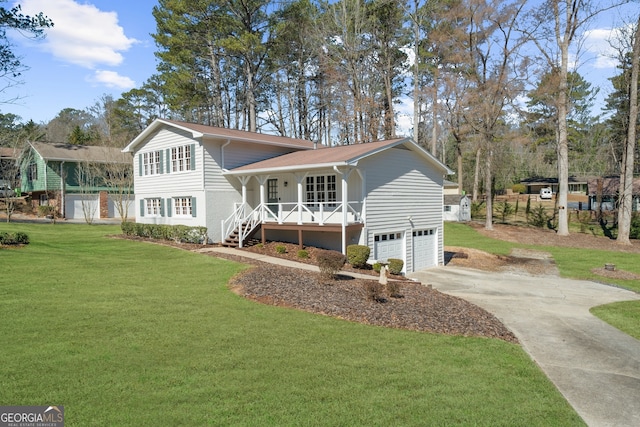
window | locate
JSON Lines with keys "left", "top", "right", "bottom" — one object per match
{"left": 146, "top": 198, "right": 162, "bottom": 216}
{"left": 305, "top": 175, "right": 337, "bottom": 208}
{"left": 143, "top": 151, "right": 161, "bottom": 175}
{"left": 444, "top": 205, "right": 452, "bottom": 212}
{"left": 27, "top": 163, "right": 38, "bottom": 181}
{"left": 171, "top": 145, "right": 191, "bottom": 172}
{"left": 174, "top": 197, "right": 192, "bottom": 216}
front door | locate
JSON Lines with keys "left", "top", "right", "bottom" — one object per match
{"left": 267, "top": 178, "right": 278, "bottom": 217}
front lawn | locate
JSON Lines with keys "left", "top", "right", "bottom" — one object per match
{"left": 0, "top": 223, "right": 583, "bottom": 426}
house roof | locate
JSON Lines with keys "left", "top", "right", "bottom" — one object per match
{"left": 29, "top": 142, "right": 131, "bottom": 164}
{"left": 122, "top": 119, "right": 315, "bottom": 153}
{"left": 225, "top": 138, "right": 453, "bottom": 175}
{"left": 0, "top": 147, "right": 20, "bottom": 159}
{"left": 444, "top": 194, "right": 465, "bottom": 205}
{"left": 520, "top": 176, "right": 590, "bottom": 185}
{"left": 587, "top": 177, "right": 640, "bottom": 196}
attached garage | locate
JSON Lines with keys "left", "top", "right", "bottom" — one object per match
{"left": 374, "top": 232, "right": 404, "bottom": 263}
{"left": 412, "top": 228, "right": 437, "bottom": 271}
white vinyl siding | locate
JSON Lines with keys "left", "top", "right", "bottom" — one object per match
{"left": 133, "top": 128, "right": 202, "bottom": 195}
{"left": 361, "top": 146, "right": 445, "bottom": 270}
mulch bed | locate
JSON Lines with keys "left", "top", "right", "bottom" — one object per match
{"left": 228, "top": 263, "right": 518, "bottom": 343}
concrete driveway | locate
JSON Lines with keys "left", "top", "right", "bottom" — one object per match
{"left": 409, "top": 267, "right": 640, "bottom": 427}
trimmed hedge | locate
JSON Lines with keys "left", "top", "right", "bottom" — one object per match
{"left": 388, "top": 258, "right": 404, "bottom": 275}
{"left": 316, "top": 249, "right": 346, "bottom": 279}
{"left": 121, "top": 222, "right": 208, "bottom": 244}
{"left": 0, "top": 232, "right": 29, "bottom": 246}
{"left": 346, "top": 244, "right": 370, "bottom": 269}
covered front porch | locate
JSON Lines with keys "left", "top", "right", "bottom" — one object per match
{"left": 221, "top": 166, "right": 365, "bottom": 253}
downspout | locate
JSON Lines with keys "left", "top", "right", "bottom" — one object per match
{"left": 60, "top": 161, "right": 65, "bottom": 218}
{"left": 221, "top": 140, "right": 231, "bottom": 169}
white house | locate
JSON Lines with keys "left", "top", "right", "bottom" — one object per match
{"left": 123, "top": 119, "right": 453, "bottom": 273}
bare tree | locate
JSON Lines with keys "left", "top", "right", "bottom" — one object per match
{"left": 75, "top": 161, "right": 98, "bottom": 224}
{"left": 617, "top": 15, "right": 640, "bottom": 244}
{"left": 523, "top": 0, "right": 630, "bottom": 236}
{"left": 456, "top": 0, "right": 528, "bottom": 229}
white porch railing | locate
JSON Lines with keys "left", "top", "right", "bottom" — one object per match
{"left": 264, "top": 201, "right": 363, "bottom": 225}
{"left": 221, "top": 201, "right": 364, "bottom": 247}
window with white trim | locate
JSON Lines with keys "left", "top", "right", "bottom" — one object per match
{"left": 305, "top": 175, "right": 337, "bottom": 208}
{"left": 173, "top": 197, "right": 192, "bottom": 216}
{"left": 146, "top": 198, "right": 162, "bottom": 216}
{"left": 143, "top": 151, "right": 161, "bottom": 175}
{"left": 171, "top": 145, "right": 191, "bottom": 172}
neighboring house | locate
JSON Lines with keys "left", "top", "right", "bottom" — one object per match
{"left": 123, "top": 119, "right": 453, "bottom": 273}
{"left": 587, "top": 177, "right": 640, "bottom": 211}
{"left": 20, "top": 142, "right": 134, "bottom": 220}
{"left": 444, "top": 194, "right": 471, "bottom": 222}
{"left": 520, "top": 176, "right": 589, "bottom": 195}
{"left": 443, "top": 179, "right": 459, "bottom": 195}
{"left": 0, "top": 147, "right": 20, "bottom": 184}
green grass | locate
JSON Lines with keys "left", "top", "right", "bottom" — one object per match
{"left": 0, "top": 223, "right": 583, "bottom": 426}
{"left": 445, "top": 222, "right": 640, "bottom": 292}
{"left": 591, "top": 301, "right": 640, "bottom": 340}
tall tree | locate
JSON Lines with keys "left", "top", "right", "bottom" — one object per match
{"left": 0, "top": 2, "right": 52, "bottom": 100}
{"left": 523, "top": 0, "right": 629, "bottom": 236}
{"left": 456, "top": 0, "right": 527, "bottom": 229}
{"left": 617, "top": 15, "right": 640, "bottom": 244}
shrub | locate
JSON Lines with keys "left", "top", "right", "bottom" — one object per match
{"left": 471, "top": 202, "right": 483, "bottom": 219}
{"left": 373, "top": 262, "right": 382, "bottom": 273}
{"left": 346, "top": 244, "right": 370, "bottom": 269}
{"left": 275, "top": 245, "right": 287, "bottom": 254}
{"left": 120, "top": 222, "right": 208, "bottom": 244}
{"left": 630, "top": 213, "right": 640, "bottom": 239}
{"left": 511, "top": 183, "right": 526, "bottom": 194}
{"left": 388, "top": 258, "right": 404, "bottom": 275}
{"left": 297, "top": 249, "right": 309, "bottom": 259}
{"left": 387, "top": 281, "right": 403, "bottom": 298}
{"left": 529, "top": 204, "right": 548, "bottom": 228}
{"left": 13, "top": 232, "right": 29, "bottom": 245}
{"left": 495, "top": 201, "right": 514, "bottom": 223}
{"left": 316, "top": 249, "right": 346, "bottom": 279}
{"left": 363, "top": 281, "right": 385, "bottom": 302}
{"left": 0, "top": 232, "right": 30, "bottom": 246}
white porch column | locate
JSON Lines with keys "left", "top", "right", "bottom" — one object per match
{"left": 256, "top": 175, "right": 269, "bottom": 222}
{"left": 334, "top": 166, "right": 352, "bottom": 254}
{"left": 238, "top": 176, "right": 251, "bottom": 213}
{"left": 294, "top": 172, "right": 307, "bottom": 224}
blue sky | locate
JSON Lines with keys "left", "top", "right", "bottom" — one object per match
{"left": 1, "top": 0, "right": 638, "bottom": 126}
{"left": 3, "top": 0, "right": 159, "bottom": 123}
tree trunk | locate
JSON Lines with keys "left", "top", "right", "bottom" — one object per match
{"left": 617, "top": 15, "right": 640, "bottom": 244}
{"left": 457, "top": 142, "right": 463, "bottom": 195}
{"left": 484, "top": 145, "right": 493, "bottom": 230}
{"left": 472, "top": 147, "right": 481, "bottom": 202}
{"left": 556, "top": 25, "right": 570, "bottom": 236}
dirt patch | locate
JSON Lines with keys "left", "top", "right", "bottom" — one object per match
{"left": 470, "top": 222, "right": 640, "bottom": 253}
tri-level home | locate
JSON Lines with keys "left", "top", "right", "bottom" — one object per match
{"left": 123, "top": 119, "right": 453, "bottom": 273}
{"left": 20, "top": 141, "right": 134, "bottom": 220}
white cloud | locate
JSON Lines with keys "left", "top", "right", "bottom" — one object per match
{"left": 583, "top": 27, "right": 619, "bottom": 69}
{"left": 89, "top": 70, "right": 135, "bottom": 89}
{"left": 17, "top": 0, "right": 138, "bottom": 68}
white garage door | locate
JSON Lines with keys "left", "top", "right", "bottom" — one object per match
{"left": 374, "top": 232, "right": 403, "bottom": 262}
{"left": 65, "top": 194, "right": 99, "bottom": 220}
{"left": 413, "top": 229, "right": 436, "bottom": 270}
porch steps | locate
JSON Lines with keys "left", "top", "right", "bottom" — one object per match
{"left": 221, "top": 222, "right": 260, "bottom": 248}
